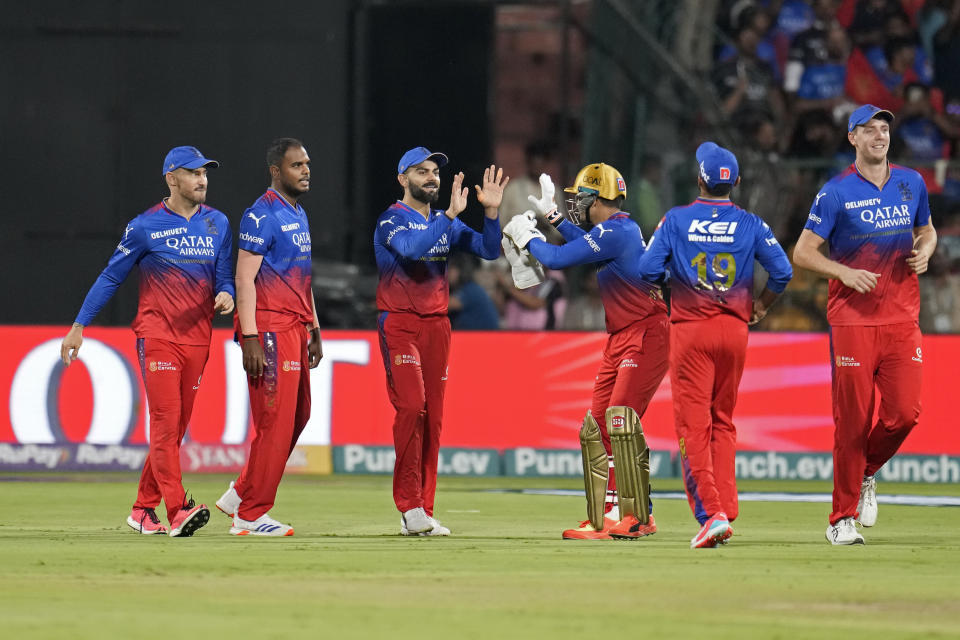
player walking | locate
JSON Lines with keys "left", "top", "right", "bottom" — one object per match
{"left": 374, "top": 147, "right": 507, "bottom": 536}
{"left": 793, "top": 105, "right": 937, "bottom": 545}
{"left": 60, "top": 146, "right": 234, "bottom": 537}
{"left": 215, "top": 138, "right": 323, "bottom": 537}
{"left": 635, "top": 142, "right": 792, "bottom": 548}
{"left": 508, "top": 165, "right": 669, "bottom": 541}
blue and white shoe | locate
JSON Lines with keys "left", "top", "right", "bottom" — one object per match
{"left": 690, "top": 512, "right": 732, "bottom": 549}
{"left": 230, "top": 513, "right": 294, "bottom": 537}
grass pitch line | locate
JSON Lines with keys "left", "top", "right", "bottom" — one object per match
{"left": 504, "top": 488, "right": 960, "bottom": 508}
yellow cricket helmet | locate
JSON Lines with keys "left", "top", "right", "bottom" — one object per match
{"left": 564, "top": 163, "right": 627, "bottom": 200}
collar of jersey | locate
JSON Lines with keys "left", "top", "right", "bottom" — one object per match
{"left": 851, "top": 161, "right": 891, "bottom": 191}
{"left": 394, "top": 200, "right": 439, "bottom": 218}
{"left": 694, "top": 197, "right": 731, "bottom": 205}
{"left": 268, "top": 188, "right": 304, "bottom": 215}
{"left": 160, "top": 200, "right": 205, "bottom": 219}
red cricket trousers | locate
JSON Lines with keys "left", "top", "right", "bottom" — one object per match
{"left": 828, "top": 322, "right": 922, "bottom": 524}
{"left": 590, "top": 315, "right": 670, "bottom": 508}
{"left": 134, "top": 338, "right": 209, "bottom": 523}
{"left": 235, "top": 325, "right": 312, "bottom": 521}
{"left": 377, "top": 312, "right": 450, "bottom": 515}
{"left": 671, "top": 315, "right": 748, "bottom": 524}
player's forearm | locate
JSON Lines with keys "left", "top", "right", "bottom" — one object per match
{"left": 74, "top": 271, "right": 124, "bottom": 326}
{"left": 913, "top": 223, "right": 937, "bottom": 258}
{"left": 235, "top": 279, "right": 258, "bottom": 334}
{"left": 792, "top": 240, "right": 848, "bottom": 281}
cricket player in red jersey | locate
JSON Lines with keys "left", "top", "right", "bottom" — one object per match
{"left": 793, "top": 105, "right": 937, "bottom": 545}
{"left": 374, "top": 147, "right": 507, "bottom": 536}
{"left": 61, "top": 145, "right": 234, "bottom": 537}
{"left": 215, "top": 138, "right": 323, "bottom": 537}
{"left": 636, "top": 142, "right": 793, "bottom": 548}
{"left": 510, "top": 166, "right": 669, "bottom": 541}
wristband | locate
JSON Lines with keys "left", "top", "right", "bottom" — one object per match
{"left": 242, "top": 333, "right": 259, "bottom": 341}
{"left": 546, "top": 209, "right": 563, "bottom": 227}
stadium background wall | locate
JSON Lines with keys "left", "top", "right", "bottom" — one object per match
{"left": 2, "top": 328, "right": 958, "bottom": 461}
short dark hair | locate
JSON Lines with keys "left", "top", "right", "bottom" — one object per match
{"left": 704, "top": 183, "right": 733, "bottom": 197}
{"left": 266, "top": 137, "right": 305, "bottom": 168}
{"left": 600, "top": 195, "right": 625, "bottom": 209}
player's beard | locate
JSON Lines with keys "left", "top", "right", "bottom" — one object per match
{"left": 410, "top": 182, "right": 439, "bottom": 205}
{"left": 281, "top": 175, "right": 310, "bottom": 197}
{"left": 180, "top": 186, "right": 207, "bottom": 206}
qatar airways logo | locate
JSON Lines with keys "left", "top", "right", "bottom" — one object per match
{"left": 166, "top": 235, "right": 215, "bottom": 257}
{"left": 290, "top": 231, "right": 312, "bottom": 253}
{"left": 858, "top": 204, "right": 911, "bottom": 229}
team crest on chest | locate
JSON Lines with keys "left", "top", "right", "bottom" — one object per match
{"left": 205, "top": 217, "right": 219, "bottom": 235}
{"left": 898, "top": 181, "right": 913, "bottom": 202}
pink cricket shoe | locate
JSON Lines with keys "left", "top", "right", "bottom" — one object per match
{"left": 690, "top": 512, "right": 732, "bottom": 549}
{"left": 126, "top": 507, "right": 168, "bottom": 535}
{"left": 168, "top": 498, "right": 210, "bottom": 538}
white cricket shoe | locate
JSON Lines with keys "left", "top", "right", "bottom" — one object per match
{"left": 826, "top": 517, "right": 865, "bottom": 545}
{"left": 857, "top": 475, "right": 878, "bottom": 527}
{"left": 230, "top": 513, "right": 294, "bottom": 537}
{"left": 400, "top": 515, "right": 451, "bottom": 536}
{"left": 401, "top": 507, "right": 433, "bottom": 534}
{"left": 216, "top": 481, "right": 241, "bottom": 518}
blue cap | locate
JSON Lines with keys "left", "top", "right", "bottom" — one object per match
{"left": 696, "top": 142, "right": 739, "bottom": 188}
{"left": 847, "top": 104, "right": 894, "bottom": 132}
{"left": 397, "top": 146, "right": 449, "bottom": 174}
{"left": 162, "top": 146, "right": 219, "bottom": 176}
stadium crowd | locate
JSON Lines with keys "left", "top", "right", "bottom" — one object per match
{"left": 442, "top": 0, "right": 960, "bottom": 334}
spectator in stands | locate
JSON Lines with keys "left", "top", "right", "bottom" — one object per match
{"left": 448, "top": 254, "right": 500, "bottom": 330}
{"left": 919, "top": 251, "right": 960, "bottom": 332}
{"left": 715, "top": 25, "right": 786, "bottom": 127}
{"left": 847, "top": 0, "right": 907, "bottom": 48}
{"left": 718, "top": 5, "right": 784, "bottom": 81}
{"left": 776, "top": 0, "right": 817, "bottom": 41}
{"left": 499, "top": 268, "right": 566, "bottom": 330}
{"left": 793, "top": 21, "right": 855, "bottom": 119}
{"left": 784, "top": 0, "right": 842, "bottom": 97}
{"left": 863, "top": 12, "right": 933, "bottom": 88}
{"left": 893, "top": 83, "right": 959, "bottom": 158}
{"left": 561, "top": 270, "right": 606, "bottom": 331}
{"left": 931, "top": 0, "right": 960, "bottom": 101}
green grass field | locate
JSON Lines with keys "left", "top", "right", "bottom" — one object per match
{"left": 1, "top": 473, "right": 958, "bottom": 639}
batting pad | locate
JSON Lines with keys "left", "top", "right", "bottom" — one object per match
{"left": 579, "top": 412, "right": 608, "bottom": 530}
{"left": 607, "top": 406, "right": 650, "bottom": 524}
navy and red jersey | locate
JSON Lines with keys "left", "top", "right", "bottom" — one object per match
{"left": 374, "top": 201, "right": 499, "bottom": 315}
{"left": 527, "top": 214, "right": 667, "bottom": 333}
{"left": 805, "top": 163, "right": 931, "bottom": 326}
{"left": 75, "top": 201, "right": 234, "bottom": 345}
{"left": 237, "top": 189, "right": 314, "bottom": 331}
{"left": 637, "top": 198, "right": 792, "bottom": 323}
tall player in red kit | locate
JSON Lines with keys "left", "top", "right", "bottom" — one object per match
{"left": 61, "top": 146, "right": 234, "bottom": 537}
{"left": 636, "top": 143, "right": 792, "bottom": 548}
{"left": 794, "top": 105, "right": 937, "bottom": 545}
{"left": 374, "top": 147, "right": 508, "bottom": 536}
{"left": 216, "top": 138, "right": 323, "bottom": 537}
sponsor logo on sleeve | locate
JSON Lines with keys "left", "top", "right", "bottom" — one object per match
{"left": 239, "top": 232, "right": 265, "bottom": 245}
{"left": 247, "top": 212, "right": 267, "bottom": 228}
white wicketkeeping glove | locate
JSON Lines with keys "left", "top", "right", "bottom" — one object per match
{"left": 502, "top": 210, "right": 546, "bottom": 249}
{"left": 501, "top": 237, "right": 546, "bottom": 289}
{"left": 527, "top": 173, "right": 560, "bottom": 222}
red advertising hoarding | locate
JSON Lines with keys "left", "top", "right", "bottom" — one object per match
{"left": 1, "top": 326, "right": 956, "bottom": 454}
